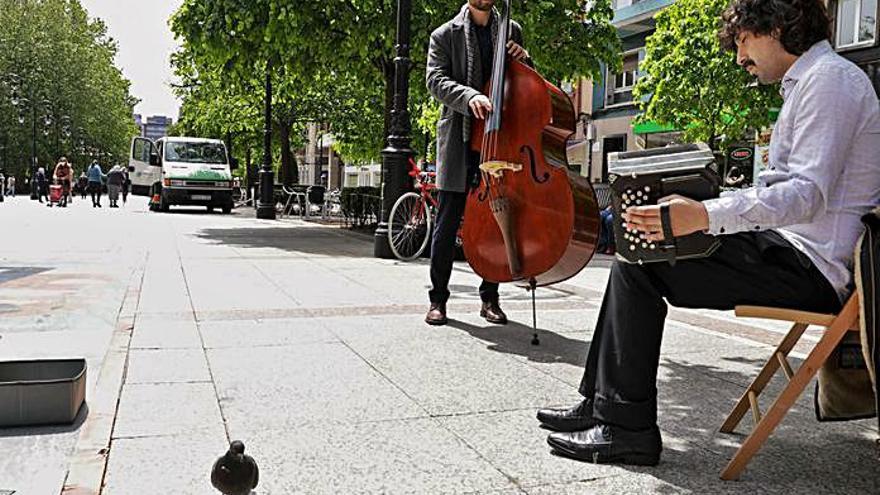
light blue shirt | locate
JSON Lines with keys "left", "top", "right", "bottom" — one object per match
{"left": 704, "top": 41, "right": 880, "bottom": 300}
{"left": 87, "top": 164, "right": 103, "bottom": 183}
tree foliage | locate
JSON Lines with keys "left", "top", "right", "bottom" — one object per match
{"left": 0, "top": 0, "right": 138, "bottom": 180}
{"left": 169, "top": 0, "right": 620, "bottom": 172}
{"left": 632, "top": 0, "right": 782, "bottom": 148}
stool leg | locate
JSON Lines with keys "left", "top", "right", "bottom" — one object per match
{"left": 720, "top": 298, "right": 859, "bottom": 480}
{"left": 720, "top": 323, "right": 809, "bottom": 433}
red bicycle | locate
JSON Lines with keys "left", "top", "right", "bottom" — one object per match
{"left": 388, "top": 158, "right": 438, "bottom": 261}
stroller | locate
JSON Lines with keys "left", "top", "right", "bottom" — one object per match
{"left": 48, "top": 184, "right": 63, "bottom": 207}
{"left": 48, "top": 178, "right": 70, "bottom": 207}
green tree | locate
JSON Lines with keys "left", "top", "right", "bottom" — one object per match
{"left": 632, "top": 0, "right": 782, "bottom": 149}
{"left": 169, "top": 0, "right": 620, "bottom": 173}
{"left": 0, "top": 0, "right": 138, "bottom": 180}
{"left": 329, "top": 0, "right": 621, "bottom": 159}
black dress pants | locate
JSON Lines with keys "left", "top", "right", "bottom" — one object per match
{"left": 578, "top": 231, "right": 841, "bottom": 431}
{"left": 429, "top": 189, "right": 499, "bottom": 304}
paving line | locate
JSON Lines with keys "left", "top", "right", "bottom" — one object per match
{"left": 59, "top": 255, "right": 147, "bottom": 495}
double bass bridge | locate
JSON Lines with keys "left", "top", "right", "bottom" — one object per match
{"left": 479, "top": 160, "right": 523, "bottom": 178}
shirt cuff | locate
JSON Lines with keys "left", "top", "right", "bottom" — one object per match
{"left": 703, "top": 196, "right": 746, "bottom": 236}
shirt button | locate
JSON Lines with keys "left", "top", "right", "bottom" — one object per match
{"left": 719, "top": 227, "right": 726, "bottom": 234}
{"left": 754, "top": 225, "right": 760, "bottom": 230}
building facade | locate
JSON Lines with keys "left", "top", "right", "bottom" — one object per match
{"left": 569, "top": 0, "right": 677, "bottom": 183}
{"left": 834, "top": 0, "right": 880, "bottom": 95}
{"left": 137, "top": 115, "right": 173, "bottom": 141}
{"left": 296, "top": 122, "right": 346, "bottom": 189}
{"left": 572, "top": 0, "right": 879, "bottom": 184}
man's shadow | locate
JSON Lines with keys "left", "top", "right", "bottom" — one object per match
{"left": 445, "top": 318, "right": 588, "bottom": 366}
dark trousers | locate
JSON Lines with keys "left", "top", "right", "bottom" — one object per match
{"left": 429, "top": 189, "right": 499, "bottom": 304}
{"left": 578, "top": 231, "right": 841, "bottom": 431}
{"left": 89, "top": 181, "right": 102, "bottom": 205}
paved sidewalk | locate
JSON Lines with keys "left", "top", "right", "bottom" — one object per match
{"left": 1, "top": 197, "right": 878, "bottom": 494}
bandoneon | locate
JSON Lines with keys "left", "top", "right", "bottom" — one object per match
{"left": 608, "top": 143, "right": 721, "bottom": 265}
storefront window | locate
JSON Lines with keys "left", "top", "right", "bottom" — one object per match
{"left": 837, "top": 0, "right": 877, "bottom": 48}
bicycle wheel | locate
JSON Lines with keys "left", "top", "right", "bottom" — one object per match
{"left": 388, "top": 192, "right": 432, "bottom": 261}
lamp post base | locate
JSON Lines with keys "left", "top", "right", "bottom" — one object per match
{"left": 373, "top": 144, "right": 412, "bottom": 259}
{"left": 256, "top": 169, "right": 276, "bottom": 220}
{"left": 373, "top": 222, "right": 395, "bottom": 259}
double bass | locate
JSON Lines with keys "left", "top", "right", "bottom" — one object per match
{"left": 463, "top": 0, "right": 600, "bottom": 289}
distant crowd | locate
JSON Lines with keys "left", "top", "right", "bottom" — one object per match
{"left": 0, "top": 157, "right": 131, "bottom": 209}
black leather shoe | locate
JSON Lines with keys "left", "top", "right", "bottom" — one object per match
{"left": 425, "top": 302, "right": 447, "bottom": 326}
{"left": 537, "top": 399, "right": 597, "bottom": 432}
{"left": 480, "top": 300, "right": 507, "bottom": 324}
{"left": 547, "top": 424, "right": 661, "bottom": 466}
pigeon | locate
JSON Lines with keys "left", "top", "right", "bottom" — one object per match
{"left": 211, "top": 440, "right": 259, "bottom": 495}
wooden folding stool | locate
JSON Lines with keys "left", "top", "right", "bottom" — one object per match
{"left": 717, "top": 294, "right": 861, "bottom": 480}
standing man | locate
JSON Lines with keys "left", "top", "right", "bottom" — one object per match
{"left": 536, "top": 0, "right": 880, "bottom": 466}
{"left": 6, "top": 175, "right": 15, "bottom": 197}
{"left": 87, "top": 160, "right": 103, "bottom": 208}
{"left": 424, "top": 0, "right": 530, "bottom": 326}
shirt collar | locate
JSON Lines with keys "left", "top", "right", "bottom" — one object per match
{"left": 780, "top": 40, "right": 833, "bottom": 99}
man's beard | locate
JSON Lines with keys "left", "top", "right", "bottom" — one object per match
{"left": 469, "top": 0, "right": 494, "bottom": 12}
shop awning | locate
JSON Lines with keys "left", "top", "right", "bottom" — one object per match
{"left": 632, "top": 120, "right": 678, "bottom": 135}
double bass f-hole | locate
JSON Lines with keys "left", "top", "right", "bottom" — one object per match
{"left": 521, "top": 145, "right": 549, "bottom": 184}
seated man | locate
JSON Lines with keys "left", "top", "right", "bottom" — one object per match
{"left": 537, "top": 0, "right": 880, "bottom": 466}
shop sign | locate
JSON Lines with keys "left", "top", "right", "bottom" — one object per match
{"left": 730, "top": 147, "right": 753, "bottom": 160}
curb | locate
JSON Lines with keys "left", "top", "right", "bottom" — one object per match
{"left": 60, "top": 256, "right": 147, "bottom": 495}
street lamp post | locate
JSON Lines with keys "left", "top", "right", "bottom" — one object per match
{"left": 256, "top": 60, "right": 276, "bottom": 220}
{"left": 374, "top": 0, "right": 415, "bottom": 258}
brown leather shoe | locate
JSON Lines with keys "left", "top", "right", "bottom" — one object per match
{"left": 425, "top": 302, "right": 448, "bottom": 326}
{"left": 480, "top": 300, "right": 508, "bottom": 325}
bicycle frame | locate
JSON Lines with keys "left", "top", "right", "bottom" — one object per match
{"left": 408, "top": 158, "right": 439, "bottom": 210}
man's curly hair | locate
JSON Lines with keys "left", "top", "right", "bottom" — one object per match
{"left": 719, "top": 0, "right": 831, "bottom": 55}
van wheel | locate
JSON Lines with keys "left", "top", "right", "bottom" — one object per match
{"left": 222, "top": 204, "right": 232, "bottom": 214}
{"left": 159, "top": 192, "right": 169, "bottom": 212}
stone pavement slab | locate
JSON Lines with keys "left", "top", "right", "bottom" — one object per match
{"left": 129, "top": 320, "right": 202, "bottom": 349}
{"left": 113, "top": 382, "right": 226, "bottom": 439}
{"left": 199, "top": 318, "right": 338, "bottom": 348}
{"left": 102, "top": 432, "right": 227, "bottom": 495}
{"left": 332, "top": 316, "right": 576, "bottom": 416}
{"left": 125, "top": 348, "right": 212, "bottom": 384}
{"left": 208, "top": 341, "right": 426, "bottom": 429}
{"left": 231, "top": 418, "right": 514, "bottom": 495}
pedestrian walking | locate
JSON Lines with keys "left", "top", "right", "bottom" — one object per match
{"left": 106, "top": 165, "right": 124, "bottom": 208}
{"left": 6, "top": 176, "right": 15, "bottom": 197}
{"left": 36, "top": 167, "right": 48, "bottom": 203}
{"left": 87, "top": 160, "right": 103, "bottom": 208}
{"left": 53, "top": 157, "right": 73, "bottom": 208}
{"left": 77, "top": 172, "right": 88, "bottom": 199}
{"left": 121, "top": 167, "right": 130, "bottom": 205}
{"left": 0, "top": 170, "right": 5, "bottom": 203}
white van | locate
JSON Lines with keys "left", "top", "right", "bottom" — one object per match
{"left": 129, "top": 136, "right": 237, "bottom": 213}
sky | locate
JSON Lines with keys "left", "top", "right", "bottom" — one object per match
{"left": 79, "top": 0, "right": 184, "bottom": 120}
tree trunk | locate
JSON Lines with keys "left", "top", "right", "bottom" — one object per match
{"left": 279, "top": 122, "right": 293, "bottom": 186}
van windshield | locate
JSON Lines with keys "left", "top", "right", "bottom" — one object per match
{"left": 164, "top": 142, "right": 227, "bottom": 165}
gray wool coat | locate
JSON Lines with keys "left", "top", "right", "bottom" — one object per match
{"left": 426, "top": 4, "right": 525, "bottom": 193}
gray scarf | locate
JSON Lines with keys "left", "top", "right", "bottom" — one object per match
{"left": 461, "top": 3, "right": 499, "bottom": 142}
